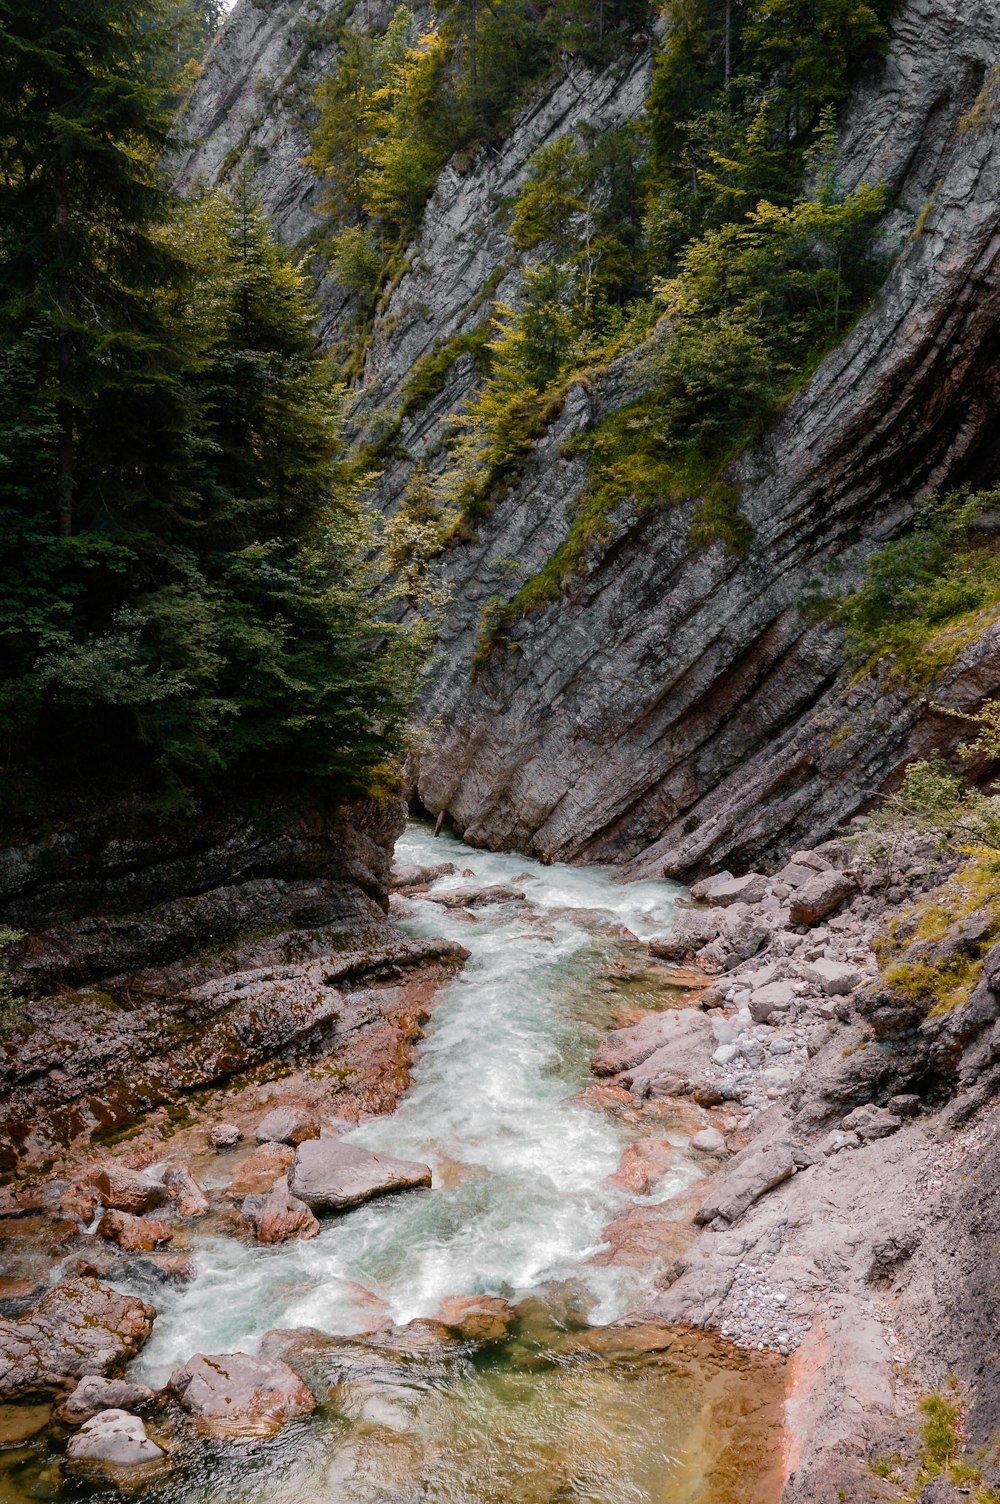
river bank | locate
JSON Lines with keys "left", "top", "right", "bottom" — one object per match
{"left": 2, "top": 817, "right": 998, "bottom": 1502}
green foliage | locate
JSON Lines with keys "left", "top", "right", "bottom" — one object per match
{"left": 872, "top": 759, "right": 1000, "bottom": 858}
{"left": 689, "top": 482, "right": 753, "bottom": 553}
{"left": 908, "top": 1386, "right": 1000, "bottom": 1502}
{"left": 0, "top": 928, "right": 25, "bottom": 1030}
{"left": 310, "top": 2, "right": 655, "bottom": 262}
{"left": 842, "top": 487, "right": 1000, "bottom": 679}
{"left": 399, "top": 322, "right": 493, "bottom": 418}
{"left": 0, "top": 1, "right": 425, "bottom": 823}
{"left": 645, "top": 0, "right": 892, "bottom": 268}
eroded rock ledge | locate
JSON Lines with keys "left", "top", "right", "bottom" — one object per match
{"left": 0, "top": 796, "right": 466, "bottom": 1177}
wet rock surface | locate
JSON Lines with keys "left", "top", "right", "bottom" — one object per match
{"left": 65, "top": 1408, "right": 165, "bottom": 1469}
{"left": 58, "top": 1375, "right": 156, "bottom": 1423}
{"left": 0, "top": 793, "right": 468, "bottom": 1179}
{"left": 0, "top": 1279, "right": 155, "bottom": 1400}
{"left": 240, "top": 1175, "right": 320, "bottom": 1244}
{"left": 170, "top": 1351, "right": 315, "bottom": 1437}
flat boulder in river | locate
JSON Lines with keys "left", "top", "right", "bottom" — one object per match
{"left": 591, "top": 1009, "right": 714, "bottom": 1084}
{"left": 426, "top": 884, "right": 525, "bottom": 909}
{"left": 0, "top": 1279, "right": 155, "bottom": 1400}
{"left": 288, "top": 1139, "right": 432, "bottom": 1212}
{"left": 65, "top": 1408, "right": 165, "bottom": 1470}
{"left": 170, "top": 1351, "right": 315, "bottom": 1437}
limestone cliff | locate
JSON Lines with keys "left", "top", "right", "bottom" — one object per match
{"left": 179, "top": 0, "right": 1000, "bottom": 877}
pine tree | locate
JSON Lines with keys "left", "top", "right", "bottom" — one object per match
{"left": 0, "top": 13, "right": 423, "bottom": 815}
{"left": 0, "top": 0, "right": 189, "bottom": 540}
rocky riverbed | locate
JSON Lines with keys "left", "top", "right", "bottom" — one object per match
{"left": 1, "top": 815, "right": 998, "bottom": 1501}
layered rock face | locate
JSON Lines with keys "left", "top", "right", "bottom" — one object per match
{"left": 0, "top": 796, "right": 466, "bottom": 1175}
{"left": 179, "top": 0, "right": 1000, "bottom": 877}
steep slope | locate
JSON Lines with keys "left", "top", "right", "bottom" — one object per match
{"left": 179, "top": 0, "right": 1000, "bottom": 878}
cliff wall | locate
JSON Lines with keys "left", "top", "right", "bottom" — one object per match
{"left": 178, "top": 0, "right": 1000, "bottom": 877}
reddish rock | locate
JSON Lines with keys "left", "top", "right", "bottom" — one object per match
{"left": 254, "top": 1105, "right": 321, "bottom": 1147}
{"left": 240, "top": 1177, "right": 320, "bottom": 1244}
{"left": 58, "top": 1375, "right": 156, "bottom": 1423}
{"left": 609, "top": 1140, "right": 679, "bottom": 1196}
{"left": 435, "top": 1295, "right": 513, "bottom": 1345}
{"left": 0, "top": 1185, "right": 46, "bottom": 1218}
{"left": 163, "top": 1164, "right": 210, "bottom": 1218}
{"left": 98, "top": 1210, "right": 172, "bottom": 1252}
{"left": 59, "top": 1186, "right": 100, "bottom": 1224}
{"left": 170, "top": 1351, "right": 315, "bottom": 1437}
{"left": 91, "top": 1166, "right": 167, "bottom": 1216}
{"left": 0, "top": 1278, "right": 43, "bottom": 1309}
{"left": 226, "top": 1142, "right": 296, "bottom": 1197}
{"left": 128, "top": 1254, "right": 196, "bottom": 1285}
{"left": 0, "top": 1279, "right": 155, "bottom": 1400}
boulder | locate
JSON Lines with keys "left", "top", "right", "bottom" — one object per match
{"left": 648, "top": 909, "right": 722, "bottom": 961}
{"left": 91, "top": 1165, "right": 166, "bottom": 1216}
{"left": 208, "top": 1123, "right": 243, "bottom": 1151}
{"left": 170, "top": 1351, "right": 315, "bottom": 1437}
{"left": 592, "top": 1008, "right": 713, "bottom": 1079}
{"left": 254, "top": 1105, "right": 321, "bottom": 1148}
{"left": 163, "top": 1164, "right": 209, "bottom": 1218}
{"left": 748, "top": 981, "right": 797, "bottom": 1023}
{"left": 226, "top": 1141, "right": 296, "bottom": 1196}
{"left": 700, "top": 873, "right": 769, "bottom": 907}
{"left": 820, "top": 1129, "right": 861, "bottom": 1155}
{"left": 435, "top": 1296, "right": 513, "bottom": 1345}
{"left": 841, "top": 1105, "right": 902, "bottom": 1141}
{"left": 427, "top": 884, "right": 525, "bottom": 909}
{"left": 128, "top": 1254, "right": 196, "bottom": 1285}
{"left": 694, "top": 1142, "right": 797, "bottom": 1224}
{"left": 689, "top": 1128, "right": 726, "bottom": 1156}
{"left": 391, "top": 861, "right": 456, "bottom": 890}
{"left": 65, "top": 1409, "right": 164, "bottom": 1469}
{"left": 0, "top": 1279, "right": 155, "bottom": 1400}
{"left": 802, "top": 958, "right": 861, "bottom": 996}
{"left": 775, "top": 861, "right": 820, "bottom": 889}
{"left": 59, "top": 1375, "right": 155, "bottom": 1423}
{"left": 241, "top": 1176, "right": 320, "bottom": 1244}
{"left": 688, "top": 871, "right": 734, "bottom": 900}
{"left": 695, "top": 904, "right": 772, "bottom": 971}
{"left": 97, "top": 1210, "right": 172, "bottom": 1252}
{"left": 789, "top": 849, "right": 834, "bottom": 873}
{"left": 789, "top": 870, "right": 856, "bottom": 926}
{"left": 691, "top": 1083, "right": 724, "bottom": 1107}
{"left": 888, "top": 1093, "right": 922, "bottom": 1118}
{"left": 287, "top": 1139, "right": 432, "bottom": 1212}
{"left": 647, "top": 1072, "right": 690, "bottom": 1099}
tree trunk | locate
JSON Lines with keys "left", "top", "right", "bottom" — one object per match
{"left": 469, "top": 0, "right": 477, "bottom": 101}
{"left": 55, "top": 166, "right": 73, "bottom": 537}
{"left": 724, "top": 0, "right": 732, "bottom": 86}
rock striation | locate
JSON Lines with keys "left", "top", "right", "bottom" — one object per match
{"left": 176, "top": 0, "right": 1000, "bottom": 877}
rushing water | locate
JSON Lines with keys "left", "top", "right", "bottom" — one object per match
{"left": 0, "top": 825, "right": 786, "bottom": 1504}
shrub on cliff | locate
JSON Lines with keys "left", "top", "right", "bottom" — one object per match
{"left": 843, "top": 487, "right": 1000, "bottom": 680}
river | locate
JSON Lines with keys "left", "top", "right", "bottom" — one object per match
{"left": 0, "top": 825, "right": 785, "bottom": 1504}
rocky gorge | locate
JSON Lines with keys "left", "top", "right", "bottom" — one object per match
{"left": 2, "top": 808, "right": 1000, "bottom": 1502}
{"left": 175, "top": 0, "right": 1000, "bottom": 878}
{"left": 4, "top": 0, "right": 1000, "bottom": 1498}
